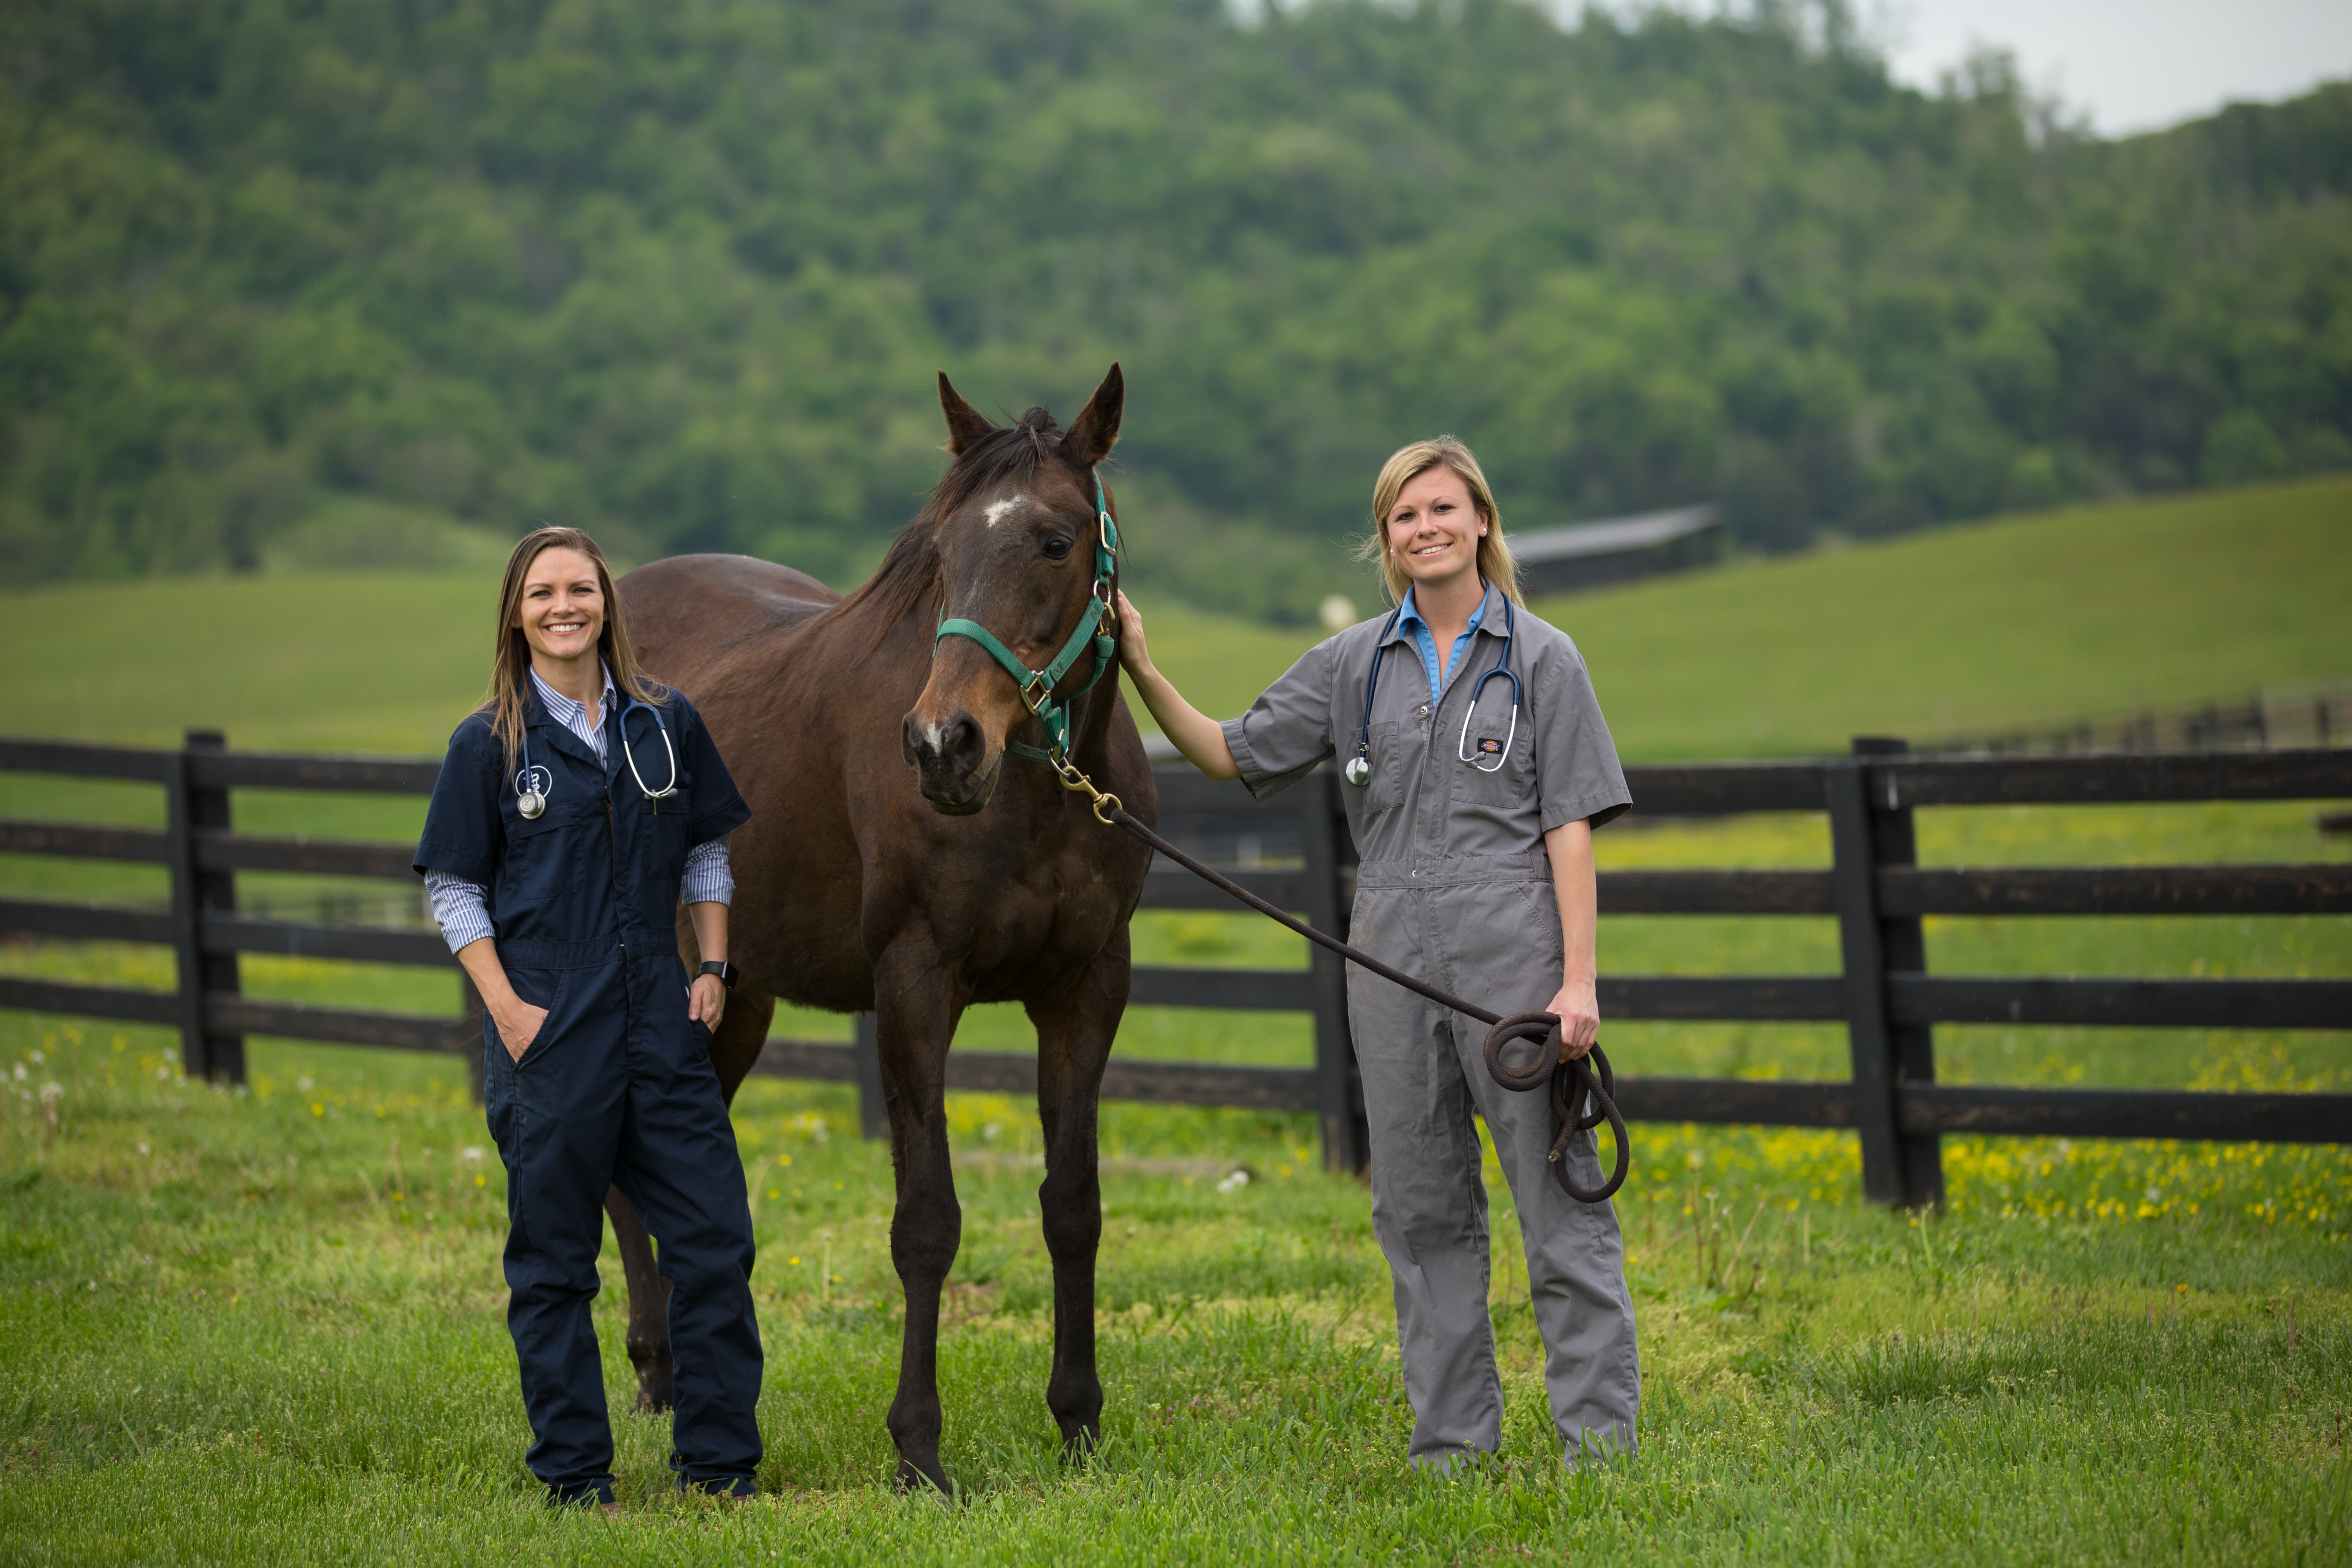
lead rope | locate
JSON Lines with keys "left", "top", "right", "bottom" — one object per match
{"left": 1044, "top": 757, "right": 1629, "bottom": 1203}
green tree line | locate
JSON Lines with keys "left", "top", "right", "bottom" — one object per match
{"left": 3, "top": 0, "right": 2349, "bottom": 618}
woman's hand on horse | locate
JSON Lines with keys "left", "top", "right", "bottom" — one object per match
{"left": 495, "top": 999, "right": 548, "bottom": 1063}
{"left": 1547, "top": 977, "right": 1599, "bottom": 1061}
{"left": 688, "top": 973, "right": 727, "bottom": 1031}
{"left": 1112, "top": 590, "right": 1152, "bottom": 676}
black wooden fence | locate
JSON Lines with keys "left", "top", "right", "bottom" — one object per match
{"left": 2, "top": 732, "right": 2347, "bottom": 1205}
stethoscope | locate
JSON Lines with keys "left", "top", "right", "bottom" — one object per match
{"left": 1343, "top": 596, "right": 1520, "bottom": 786}
{"left": 514, "top": 695, "right": 680, "bottom": 820}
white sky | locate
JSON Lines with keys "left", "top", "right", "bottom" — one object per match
{"left": 1872, "top": 0, "right": 2352, "bottom": 135}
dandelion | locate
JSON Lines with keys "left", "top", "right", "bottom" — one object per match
{"left": 1216, "top": 1170, "right": 1250, "bottom": 1194}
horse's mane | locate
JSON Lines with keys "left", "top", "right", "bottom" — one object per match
{"left": 837, "top": 406, "right": 1069, "bottom": 641}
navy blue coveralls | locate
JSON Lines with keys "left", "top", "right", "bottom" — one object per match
{"left": 413, "top": 685, "right": 759, "bottom": 1505}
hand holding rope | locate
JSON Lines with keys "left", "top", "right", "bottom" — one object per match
{"left": 1074, "top": 776, "right": 1629, "bottom": 1203}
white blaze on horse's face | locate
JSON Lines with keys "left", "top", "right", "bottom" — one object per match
{"left": 906, "top": 470, "right": 1099, "bottom": 815}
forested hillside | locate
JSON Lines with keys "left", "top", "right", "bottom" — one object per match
{"left": 4, "top": 0, "right": 2349, "bottom": 617}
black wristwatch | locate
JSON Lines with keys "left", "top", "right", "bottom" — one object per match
{"left": 697, "top": 960, "right": 738, "bottom": 992}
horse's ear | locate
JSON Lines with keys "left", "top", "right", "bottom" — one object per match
{"left": 1061, "top": 363, "right": 1124, "bottom": 470}
{"left": 937, "top": 372, "right": 995, "bottom": 456}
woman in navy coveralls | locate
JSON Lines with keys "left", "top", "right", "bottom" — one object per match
{"left": 413, "top": 526, "right": 762, "bottom": 1510}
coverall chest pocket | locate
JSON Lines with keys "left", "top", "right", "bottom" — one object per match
{"left": 636, "top": 792, "right": 690, "bottom": 883}
{"left": 498, "top": 806, "right": 591, "bottom": 907}
{"left": 1452, "top": 724, "right": 1537, "bottom": 809}
{"left": 1363, "top": 720, "right": 1409, "bottom": 814}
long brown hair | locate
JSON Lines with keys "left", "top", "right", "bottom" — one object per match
{"left": 1355, "top": 436, "right": 1525, "bottom": 608}
{"left": 480, "top": 527, "right": 665, "bottom": 771}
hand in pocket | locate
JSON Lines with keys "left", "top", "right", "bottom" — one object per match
{"left": 496, "top": 1000, "right": 550, "bottom": 1063}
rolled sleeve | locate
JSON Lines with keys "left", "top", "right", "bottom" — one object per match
{"left": 423, "top": 870, "right": 494, "bottom": 954}
{"left": 1531, "top": 643, "right": 1632, "bottom": 833}
{"left": 1220, "top": 638, "right": 1339, "bottom": 802}
{"left": 682, "top": 834, "right": 733, "bottom": 906}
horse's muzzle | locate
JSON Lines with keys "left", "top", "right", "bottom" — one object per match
{"left": 902, "top": 710, "right": 1002, "bottom": 815}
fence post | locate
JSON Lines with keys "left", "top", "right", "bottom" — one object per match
{"left": 1828, "top": 746, "right": 1901, "bottom": 1205}
{"left": 1828, "top": 737, "right": 1941, "bottom": 1209}
{"left": 1300, "top": 768, "right": 1369, "bottom": 1174}
{"left": 167, "top": 731, "right": 246, "bottom": 1084}
{"left": 1854, "top": 737, "right": 1942, "bottom": 1206}
{"left": 853, "top": 1012, "right": 886, "bottom": 1140}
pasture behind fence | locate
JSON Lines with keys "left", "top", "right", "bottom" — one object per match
{"left": 1, "top": 732, "right": 2347, "bottom": 1206}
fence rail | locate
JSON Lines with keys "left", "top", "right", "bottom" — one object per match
{"left": 2, "top": 731, "right": 2348, "bottom": 1204}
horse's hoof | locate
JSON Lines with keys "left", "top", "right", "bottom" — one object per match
{"left": 894, "top": 1458, "right": 956, "bottom": 1504}
{"left": 1060, "top": 1424, "right": 1102, "bottom": 1465}
{"left": 627, "top": 1346, "right": 675, "bottom": 1414}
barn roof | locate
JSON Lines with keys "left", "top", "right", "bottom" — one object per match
{"left": 1510, "top": 504, "right": 1720, "bottom": 563}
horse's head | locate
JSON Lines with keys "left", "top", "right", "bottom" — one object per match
{"left": 902, "top": 364, "right": 1124, "bottom": 815}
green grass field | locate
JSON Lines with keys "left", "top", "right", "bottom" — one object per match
{"left": 2, "top": 1014, "right": 2346, "bottom": 1564}
{"left": 1, "top": 479, "right": 2349, "bottom": 1562}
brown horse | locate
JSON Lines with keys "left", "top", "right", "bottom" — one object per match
{"left": 608, "top": 365, "right": 1156, "bottom": 1492}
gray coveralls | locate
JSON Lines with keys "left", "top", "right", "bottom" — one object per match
{"left": 1220, "top": 583, "right": 1639, "bottom": 1467}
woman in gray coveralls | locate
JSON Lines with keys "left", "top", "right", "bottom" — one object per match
{"left": 1115, "top": 437, "right": 1638, "bottom": 1470}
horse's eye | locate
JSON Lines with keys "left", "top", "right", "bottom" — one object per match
{"left": 1041, "top": 536, "right": 1074, "bottom": 561}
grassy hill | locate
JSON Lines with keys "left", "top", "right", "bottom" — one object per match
{"left": 0, "top": 473, "right": 2344, "bottom": 762}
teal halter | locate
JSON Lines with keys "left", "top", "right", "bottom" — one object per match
{"left": 932, "top": 475, "right": 1122, "bottom": 764}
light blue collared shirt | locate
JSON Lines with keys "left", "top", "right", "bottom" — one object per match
{"left": 1396, "top": 586, "right": 1489, "bottom": 707}
{"left": 422, "top": 664, "right": 732, "bottom": 953}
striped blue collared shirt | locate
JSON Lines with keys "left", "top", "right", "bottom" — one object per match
{"left": 422, "top": 664, "right": 732, "bottom": 953}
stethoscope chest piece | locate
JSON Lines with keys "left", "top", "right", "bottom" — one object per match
{"left": 513, "top": 763, "right": 553, "bottom": 821}
{"left": 1344, "top": 752, "right": 1371, "bottom": 787}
